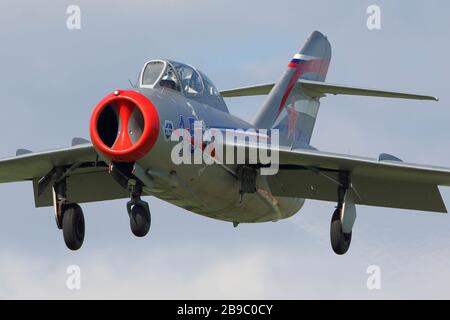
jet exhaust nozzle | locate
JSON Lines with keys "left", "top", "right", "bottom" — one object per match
{"left": 89, "top": 90, "right": 160, "bottom": 162}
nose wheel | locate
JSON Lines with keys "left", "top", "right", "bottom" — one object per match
{"left": 127, "top": 181, "right": 151, "bottom": 237}
{"left": 129, "top": 203, "right": 151, "bottom": 237}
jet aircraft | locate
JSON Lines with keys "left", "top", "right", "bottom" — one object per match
{"left": 0, "top": 31, "right": 444, "bottom": 255}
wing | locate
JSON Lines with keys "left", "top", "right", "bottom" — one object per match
{"left": 0, "top": 144, "right": 98, "bottom": 183}
{"left": 225, "top": 143, "right": 450, "bottom": 212}
{"left": 220, "top": 79, "right": 438, "bottom": 101}
{"left": 0, "top": 144, "right": 129, "bottom": 207}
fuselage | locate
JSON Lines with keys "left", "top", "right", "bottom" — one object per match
{"left": 90, "top": 59, "right": 304, "bottom": 223}
{"left": 132, "top": 86, "right": 304, "bottom": 223}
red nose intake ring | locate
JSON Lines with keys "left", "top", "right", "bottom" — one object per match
{"left": 90, "top": 90, "right": 160, "bottom": 162}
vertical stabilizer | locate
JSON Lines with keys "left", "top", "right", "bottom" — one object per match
{"left": 253, "top": 31, "right": 331, "bottom": 147}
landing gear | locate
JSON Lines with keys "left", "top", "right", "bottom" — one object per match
{"left": 330, "top": 208, "right": 352, "bottom": 255}
{"left": 129, "top": 203, "right": 151, "bottom": 237}
{"left": 109, "top": 162, "right": 152, "bottom": 238}
{"left": 44, "top": 162, "right": 152, "bottom": 250}
{"left": 126, "top": 181, "right": 151, "bottom": 237}
{"left": 330, "top": 173, "right": 356, "bottom": 255}
{"left": 62, "top": 203, "right": 85, "bottom": 251}
{"left": 52, "top": 170, "right": 85, "bottom": 251}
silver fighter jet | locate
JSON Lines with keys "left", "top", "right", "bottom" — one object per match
{"left": 0, "top": 31, "right": 445, "bottom": 255}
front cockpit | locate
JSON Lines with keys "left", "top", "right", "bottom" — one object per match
{"left": 138, "top": 60, "right": 227, "bottom": 112}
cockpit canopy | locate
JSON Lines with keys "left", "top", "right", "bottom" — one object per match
{"left": 139, "top": 60, "right": 220, "bottom": 98}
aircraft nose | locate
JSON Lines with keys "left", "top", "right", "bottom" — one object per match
{"left": 89, "top": 90, "right": 160, "bottom": 162}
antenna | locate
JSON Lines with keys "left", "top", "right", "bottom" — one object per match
{"left": 128, "top": 79, "right": 136, "bottom": 88}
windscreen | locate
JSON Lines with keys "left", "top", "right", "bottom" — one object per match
{"left": 142, "top": 61, "right": 165, "bottom": 86}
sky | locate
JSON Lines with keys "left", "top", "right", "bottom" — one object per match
{"left": 0, "top": 0, "right": 450, "bottom": 299}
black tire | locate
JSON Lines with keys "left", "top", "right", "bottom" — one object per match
{"left": 330, "top": 208, "right": 352, "bottom": 255}
{"left": 130, "top": 204, "right": 151, "bottom": 237}
{"left": 62, "top": 203, "right": 85, "bottom": 251}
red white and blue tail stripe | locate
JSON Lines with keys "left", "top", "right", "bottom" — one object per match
{"left": 287, "top": 53, "right": 317, "bottom": 68}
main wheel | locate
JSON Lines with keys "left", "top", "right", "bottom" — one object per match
{"left": 130, "top": 204, "right": 151, "bottom": 237}
{"left": 62, "top": 203, "right": 85, "bottom": 251}
{"left": 330, "top": 208, "right": 352, "bottom": 255}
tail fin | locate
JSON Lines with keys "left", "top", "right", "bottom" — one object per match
{"left": 254, "top": 31, "right": 331, "bottom": 147}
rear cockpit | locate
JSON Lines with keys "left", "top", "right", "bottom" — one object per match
{"left": 139, "top": 60, "right": 228, "bottom": 112}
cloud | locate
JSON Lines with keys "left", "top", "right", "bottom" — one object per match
{"left": 2, "top": 241, "right": 450, "bottom": 299}
{"left": 0, "top": 247, "right": 271, "bottom": 299}
{"left": 1, "top": 0, "right": 450, "bottom": 300}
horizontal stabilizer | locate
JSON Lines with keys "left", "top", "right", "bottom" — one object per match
{"left": 220, "top": 79, "right": 438, "bottom": 101}
{"left": 299, "top": 79, "right": 439, "bottom": 101}
{"left": 220, "top": 83, "right": 273, "bottom": 97}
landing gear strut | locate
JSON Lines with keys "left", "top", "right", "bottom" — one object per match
{"left": 110, "top": 162, "right": 152, "bottom": 238}
{"left": 53, "top": 168, "right": 85, "bottom": 251}
{"left": 127, "top": 181, "right": 151, "bottom": 237}
{"left": 330, "top": 173, "right": 356, "bottom": 255}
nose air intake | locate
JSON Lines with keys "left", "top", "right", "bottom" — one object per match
{"left": 90, "top": 90, "right": 160, "bottom": 162}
